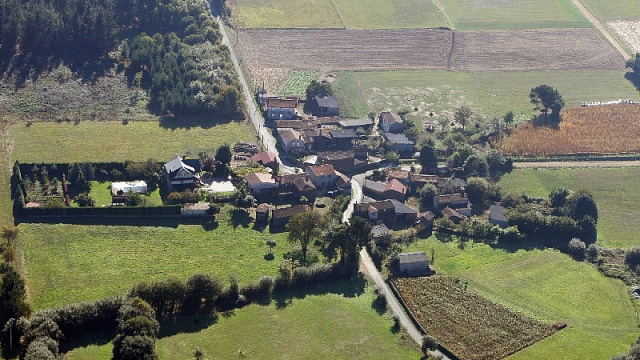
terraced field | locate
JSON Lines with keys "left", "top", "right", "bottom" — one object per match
{"left": 236, "top": 29, "right": 624, "bottom": 72}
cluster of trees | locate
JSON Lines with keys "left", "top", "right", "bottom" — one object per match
{"left": 305, "top": 80, "right": 332, "bottom": 99}
{"left": 10, "top": 161, "right": 26, "bottom": 216}
{"left": 505, "top": 188, "right": 598, "bottom": 244}
{"left": 112, "top": 298, "right": 159, "bottom": 360}
{"left": 0, "top": 0, "right": 117, "bottom": 62}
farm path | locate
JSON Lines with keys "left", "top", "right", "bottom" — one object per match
{"left": 571, "top": 0, "right": 631, "bottom": 60}
{"left": 513, "top": 160, "right": 640, "bottom": 169}
{"left": 215, "top": 17, "right": 296, "bottom": 174}
{"left": 359, "top": 248, "right": 451, "bottom": 360}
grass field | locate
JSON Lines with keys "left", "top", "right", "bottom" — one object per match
{"left": 340, "top": 69, "right": 640, "bottom": 124}
{"left": 332, "top": 0, "right": 449, "bottom": 29}
{"left": 230, "top": 0, "right": 590, "bottom": 30}
{"left": 333, "top": 72, "right": 369, "bottom": 118}
{"left": 581, "top": 0, "right": 640, "bottom": 21}
{"left": 8, "top": 120, "right": 253, "bottom": 163}
{"left": 228, "top": 0, "right": 343, "bottom": 28}
{"left": 404, "top": 236, "right": 638, "bottom": 359}
{"left": 437, "top": 0, "right": 591, "bottom": 30}
{"left": 499, "top": 167, "right": 640, "bottom": 248}
{"left": 19, "top": 208, "right": 292, "bottom": 310}
{"left": 68, "top": 281, "right": 421, "bottom": 359}
{"left": 277, "top": 70, "right": 317, "bottom": 96}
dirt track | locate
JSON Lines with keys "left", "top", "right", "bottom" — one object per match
{"left": 570, "top": 0, "right": 631, "bottom": 60}
{"left": 237, "top": 28, "right": 625, "bottom": 72}
{"left": 513, "top": 160, "right": 640, "bottom": 169}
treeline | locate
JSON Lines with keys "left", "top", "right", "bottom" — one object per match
{"left": 2, "top": 264, "right": 357, "bottom": 358}
{"left": 0, "top": 0, "right": 243, "bottom": 118}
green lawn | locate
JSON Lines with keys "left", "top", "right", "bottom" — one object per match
{"left": 68, "top": 281, "right": 421, "bottom": 359}
{"left": 19, "top": 208, "right": 291, "bottom": 310}
{"left": 9, "top": 120, "right": 253, "bottom": 163}
{"left": 86, "top": 181, "right": 163, "bottom": 207}
{"left": 228, "top": 0, "right": 344, "bottom": 28}
{"left": 437, "top": 0, "right": 591, "bottom": 30}
{"left": 580, "top": 0, "right": 640, "bottom": 21}
{"left": 499, "top": 168, "right": 640, "bottom": 248}
{"left": 342, "top": 69, "right": 640, "bottom": 124}
{"left": 332, "top": 0, "right": 450, "bottom": 29}
{"left": 405, "top": 235, "right": 638, "bottom": 359}
{"left": 332, "top": 72, "right": 370, "bottom": 119}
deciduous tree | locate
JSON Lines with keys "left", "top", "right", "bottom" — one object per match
{"left": 454, "top": 105, "right": 473, "bottom": 130}
{"left": 286, "top": 211, "right": 323, "bottom": 264}
{"left": 530, "top": 85, "right": 565, "bottom": 123}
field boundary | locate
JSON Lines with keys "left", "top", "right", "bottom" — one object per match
{"left": 328, "top": 0, "right": 346, "bottom": 29}
{"left": 570, "top": 0, "right": 630, "bottom": 60}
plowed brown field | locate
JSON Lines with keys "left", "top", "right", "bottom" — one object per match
{"left": 236, "top": 28, "right": 625, "bottom": 72}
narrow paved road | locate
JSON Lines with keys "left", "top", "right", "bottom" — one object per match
{"left": 342, "top": 173, "right": 364, "bottom": 223}
{"left": 360, "top": 249, "right": 450, "bottom": 359}
{"left": 513, "top": 160, "right": 640, "bottom": 169}
{"left": 216, "top": 18, "right": 296, "bottom": 174}
{"left": 570, "top": 0, "right": 630, "bottom": 60}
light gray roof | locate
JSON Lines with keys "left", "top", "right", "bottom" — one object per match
{"left": 315, "top": 95, "right": 339, "bottom": 109}
{"left": 163, "top": 156, "right": 196, "bottom": 177}
{"left": 399, "top": 251, "right": 428, "bottom": 265}
{"left": 364, "top": 180, "right": 387, "bottom": 193}
{"left": 371, "top": 224, "right": 391, "bottom": 238}
{"left": 329, "top": 129, "right": 357, "bottom": 139}
{"left": 384, "top": 132, "right": 414, "bottom": 145}
{"left": 490, "top": 205, "right": 507, "bottom": 222}
{"left": 389, "top": 199, "right": 417, "bottom": 215}
{"left": 339, "top": 119, "right": 373, "bottom": 128}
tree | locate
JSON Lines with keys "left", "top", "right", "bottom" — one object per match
{"left": 572, "top": 193, "right": 598, "bottom": 222}
{"left": 503, "top": 110, "right": 515, "bottom": 128}
{"left": 1, "top": 225, "right": 19, "bottom": 246}
{"left": 463, "top": 154, "right": 488, "bottom": 178}
{"left": 126, "top": 191, "right": 143, "bottom": 207}
{"left": 185, "top": 273, "right": 223, "bottom": 310}
{"left": 286, "top": 211, "right": 323, "bottom": 264}
{"left": 625, "top": 247, "right": 640, "bottom": 269}
{"left": 306, "top": 80, "right": 332, "bottom": 99}
{"left": 421, "top": 335, "right": 438, "bottom": 355}
{"left": 349, "top": 216, "right": 372, "bottom": 249}
{"left": 530, "top": 85, "right": 565, "bottom": 123}
{"left": 419, "top": 143, "right": 438, "bottom": 172}
{"left": 74, "top": 193, "right": 95, "bottom": 207}
{"left": 436, "top": 115, "right": 449, "bottom": 133}
{"left": 215, "top": 144, "right": 232, "bottom": 166}
{"left": 549, "top": 188, "right": 570, "bottom": 208}
{"left": 465, "top": 177, "right": 489, "bottom": 205}
{"left": 626, "top": 53, "right": 640, "bottom": 74}
{"left": 419, "top": 184, "right": 438, "bottom": 209}
{"left": 266, "top": 239, "right": 277, "bottom": 254}
{"left": 568, "top": 238, "right": 586, "bottom": 259}
{"left": 454, "top": 105, "right": 473, "bottom": 130}
{"left": 0, "top": 266, "right": 32, "bottom": 333}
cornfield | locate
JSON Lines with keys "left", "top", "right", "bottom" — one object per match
{"left": 495, "top": 104, "right": 640, "bottom": 156}
{"left": 394, "top": 276, "right": 556, "bottom": 360}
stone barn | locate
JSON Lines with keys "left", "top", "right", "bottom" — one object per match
{"left": 398, "top": 252, "right": 430, "bottom": 275}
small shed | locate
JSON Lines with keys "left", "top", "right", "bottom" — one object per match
{"left": 490, "top": 204, "right": 508, "bottom": 228}
{"left": 371, "top": 224, "right": 392, "bottom": 244}
{"left": 398, "top": 252, "right": 430, "bottom": 275}
{"left": 256, "top": 203, "right": 270, "bottom": 222}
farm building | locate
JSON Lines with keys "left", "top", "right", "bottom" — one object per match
{"left": 312, "top": 95, "right": 340, "bottom": 117}
{"left": 384, "top": 132, "right": 415, "bottom": 155}
{"left": 244, "top": 173, "right": 277, "bottom": 195}
{"left": 339, "top": 118, "right": 373, "bottom": 131}
{"left": 277, "top": 128, "right": 305, "bottom": 153}
{"left": 276, "top": 173, "right": 317, "bottom": 200}
{"left": 163, "top": 156, "right": 201, "bottom": 192}
{"left": 490, "top": 205, "right": 508, "bottom": 228}
{"left": 250, "top": 151, "right": 278, "bottom": 170}
{"left": 256, "top": 203, "right": 270, "bottom": 222}
{"left": 353, "top": 199, "right": 417, "bottom": 226}
{"left": 385, "top": 169, "right": 410, "bottom": 186}
{"left": 415, "top": 211, "right": 435, "bottom": 232}
{"left": 380, "top": 112, "right": 404, "bottom": 133}
{"left": 362, "top": 179, "right": 407, "bottom": 201}
{"left": 371, "top": 224, "right": 392, "bottom": 244}
{"left": 317, "top": 149, "right": 368, "bottom": 174}
{"left": 433, "top": 193, "right": 469, "bottom": 211}
{"left": 306, "top": 164, "right": 338, "bottom": 189}
{"left": 442, "top": 207, "right": 467, "bottom": 223}
{"left": 264, "top": 97, "right": 298, "bottom": 120}
{"left": 398, "top": 252, "right": 430, "bottom": 275}
{"left": 111, "top": 181, "right": 148, "bottom": 195}
{"left": 271, "top": 205, "right": 311, "bottom": 228}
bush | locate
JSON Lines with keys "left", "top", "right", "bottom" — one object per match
{"left": 206, "top": 203, "right": 220, "bottom": 215}
{"left": 625, "top": 247, "right": 640, "bottom": 269}
{"left": 74, "top": 193, "right": 95, "bottom": 207}
{"left": 567, "top": 238, "right": 586, "bottom": 259}
{"left": 498, "top": 226, "right": 521, "bottom": 243}
{"left": 586, "top": 243, "right": 599, "bottom": 262}
{"left": 422, "top": 334, "right": 439, "bottom": 354}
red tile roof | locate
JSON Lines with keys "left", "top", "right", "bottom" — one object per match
{"left": 250, "top": 151, "right": 277, "bottom": 165}
{"left": 244, "top": 172, "right": 275, "bottom": 187}
{"left": 384, "top": 178, "right": 406, "bottom": 194}
{"left": 308, "top": 164, "right": 336, "bottom": 177}
{"left": 267, "top": 98, "right": 297, "bottom": 108}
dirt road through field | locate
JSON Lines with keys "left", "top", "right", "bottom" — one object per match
{"left": 571, "top": 0, "right": 631, "bottom": 60}
{"left": 514, "top": 160, "right": 640, "bottom": 169}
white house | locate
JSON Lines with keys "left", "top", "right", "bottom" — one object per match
{"left": 277, "top": 128, "right": 305, "bottom": 153}
{"left": 306, "top": 164, "right": 338, "bottom": 189}
{"left": 380, "top": 111, "right": 405, "bottom": 133}
{"left": 265, "top": 97, "right": 297, "bottom": 120}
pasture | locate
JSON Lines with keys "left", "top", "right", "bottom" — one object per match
{"left": 236, "top": 28, "right": 622, "bottom": 73}
{"left": 404, "top": 236, "right": 638, "bottom": 359}
{"left": 394, "top": 276, "right": 555, "bottom": 360}
{"left": 229, "top": 0, "right": 590, "bottom": 30}
{"left": 8, "top": 120, "right": 253, "bottom": 163}
{"left": 68, "top": 281, "right": 421, "bottom": 359}
{"left": 495, "top": 104, "right": 640, "bottom": 156}
{"left": 499, "top": 167, "right": 640, "bottom": 249}
{"left": 580, "top": 0, "right": 640, "bottom": 21}
{"left": 18, "top": 208, "right": 291, "bottom": 310}
{"left": 334, "top": 69, "right": 640, "bottom": 122}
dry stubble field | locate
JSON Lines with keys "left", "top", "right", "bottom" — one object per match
{"left": 236, "top": 28, "right": 624, "bottom": 72}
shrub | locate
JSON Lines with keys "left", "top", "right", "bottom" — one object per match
{"left": 206, "top": 203, "right": 220, "bottom": 215}
{"left": 586, "top": 244, "right": 599, "bottom": 262}
{"left": 2, "top": 245, "right": 16, "bottom": 263}
{"left": 422, "top": 334, "right": 439, "bottom": 354}
{"left": 74, "top": 193, "right": 95, "bottom": 207}
{"left": 625, "top": 247, "right": 640, "bottom": 269}
{"left": 567, "top": 238, "right": 586, "bottom": 259}
{"left": 498, "top": 226, "right": 521, "bottom": 243}
{"left": 24, "top": 336, "right": 59, "bottom": 360}
{"left": 184, "top": 274, "right": 223, "bottom": 311}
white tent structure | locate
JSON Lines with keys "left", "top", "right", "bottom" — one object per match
{"left": 111, "top": 181, "right": 148, "bottom": 195}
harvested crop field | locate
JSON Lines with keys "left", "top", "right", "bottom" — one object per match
{"left": 394, "top": 276, "right": 556, "bottom": 360}
{"left": 494, "top": 104, "right": 640, "bottom": 156}
{"left": 236, "top": 29, "right": 624, "bottom": 72}
{"left": 608, "top": 20, "right": 640, "bottom": 54}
